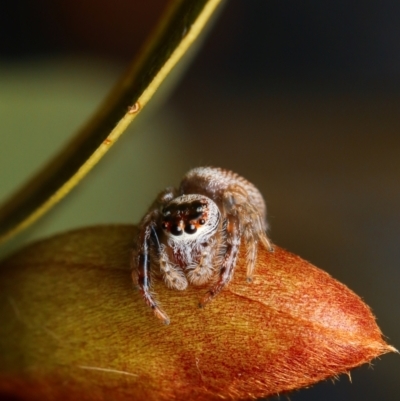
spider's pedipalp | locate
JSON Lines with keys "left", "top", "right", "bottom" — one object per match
{"left": 186, "top": 241, "right": 216, "bottom": 286}
{"left": 158, "top": 244, "right": 188, "bottom": 290}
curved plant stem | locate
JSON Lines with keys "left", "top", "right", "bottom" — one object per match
{"left": 0, "top": 0, "right": 224, "bottom": 245}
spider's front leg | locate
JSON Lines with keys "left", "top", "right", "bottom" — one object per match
{"left": 200, "top": 213, "right": 241, "bottom": 307}
{"left": 132, "top": 221, "right": 170, "bottom": 325}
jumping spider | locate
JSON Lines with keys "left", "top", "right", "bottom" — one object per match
{"left": 132, "top": 167, "right": 273, "bottom": 324}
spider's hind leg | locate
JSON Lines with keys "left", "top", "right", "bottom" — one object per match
{"left": 242, "top": 221, "right": 273, "bottom": 282}
{"left": 243, "top": 223, "right": 258, "bottom": 282}
{"left": 259, "top": 228, "right": 274, "bottom": 253}
{"left": 227, "top": 191, "right": 274, "bottom": 282}
{"left": 200, "top": 214, "right": 241, "bottom": 307}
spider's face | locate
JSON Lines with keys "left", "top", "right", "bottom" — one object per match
{"left": 161, "top": 194, "right": 220, "bottom": 241}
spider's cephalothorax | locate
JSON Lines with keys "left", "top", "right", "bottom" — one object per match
{"left": 132, "top": 167, "right": 273, "bottom": 324}
{"left": 161, "top": 194, "right": 220, "bottom": 240}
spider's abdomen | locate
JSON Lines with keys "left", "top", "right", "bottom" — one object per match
{"left": 179, "top": 167, "right": 267, "bottom": 225}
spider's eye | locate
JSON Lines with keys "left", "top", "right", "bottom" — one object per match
{"left": 161, "top": 222, "right": 168, "bottom": 230}
{"left": 170, "top": 224, "right": 183, "bottom": 236}
{"left": 199, "top": 219, "right": 206, "bottom": 225}
{"left": 192, "top": 201, "right": 205, "bottom": 214}
{"left": 184, "top": 224, "right": 197, "bottom": 234}
{"left": 162, "top": 209, "right": 171, "bottom": 217}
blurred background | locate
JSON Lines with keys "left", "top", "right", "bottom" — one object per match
{"left": 1, "top": 0, "right": 399, "bottom": 399}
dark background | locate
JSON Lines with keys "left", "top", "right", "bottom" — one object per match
{"left": 1, "top": 1, "right": 399, "bottom": 400}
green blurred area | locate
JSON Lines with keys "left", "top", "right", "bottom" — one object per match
{"left": 0, "top": 58, "right": 190, "bottom": 258}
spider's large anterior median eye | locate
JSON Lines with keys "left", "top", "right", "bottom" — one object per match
{"left": 170, "top": 224, "right": 183, "bottom": 236}
{"left": 184, "top": 224, "right": 197, "bottom": 234}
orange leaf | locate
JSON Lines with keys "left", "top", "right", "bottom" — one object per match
{"left": 0, "top": 225, "right": 395, "bottom": 400}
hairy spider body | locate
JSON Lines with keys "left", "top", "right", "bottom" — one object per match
{"left": 132, "top": 167, "right": 273, "bottom": 324}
